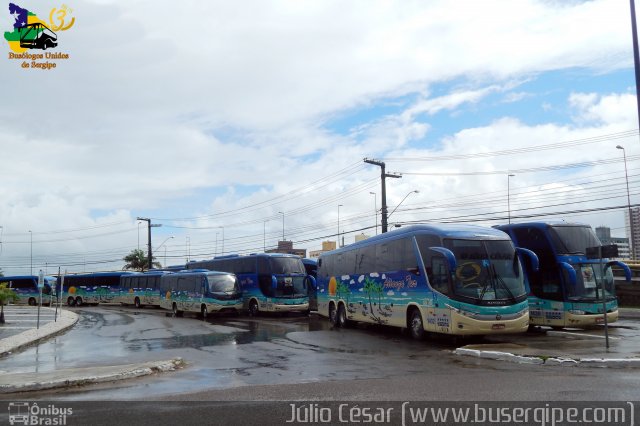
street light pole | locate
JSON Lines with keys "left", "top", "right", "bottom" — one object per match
{"left": 29, "top": 230, "right": 32, "bottom": 275}
{"left": 136, "top": 217, "right": 161, "bottom": 270}
{"left": 369, "top": 192, "right": 377, "bottom": 235}
{"left": 337, "top": 204, "right": 343, "bottom": 248}
{"left": 508, "top": 174, "right": 515, "bottom": 224}
{"left": 364, "top": 158, "right": 402, "bottom": 233}
{"left": 155, "top": 236, "right": 174, "bottom": 268}
{"left": 617, "top": 145, "right": 634, "bottom": 259}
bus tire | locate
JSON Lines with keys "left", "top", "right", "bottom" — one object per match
{"left": 67, "top": 297, "right": 75, "bottom": 307}
{"left": 76, "top": 297, "right": 83, "bottom": 307}
{"left": 249, "top": 300, "right": 259, "bottom": 317}
{"left": 201, "top": 304, "right": 208, "bottom": 320}
{"left": 329, "top": 303, "right": 338, "bottom": 327}
{"left": 28, "top": 298, "right": 36, "bottom": 306}
{"left": 172, "top": 303, "right": 179, "bottom": 317}
{"left": 409, "top": 308, "right": 425, "bottom": 340}
{"left": 134, "top": 297, "right": 141, "bottom": 309}
{"left": 337, "top": 303, "right": 349, "bottom": 328}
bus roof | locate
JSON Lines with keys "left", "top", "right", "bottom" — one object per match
{"left": 320, "top": 224, "right": 511, "bottom": 257}
{"left": 0, "top": 275, "right": 56, "bottom": 280}
{"left": 495, "top": 221, "right": 591, "bottom": 230}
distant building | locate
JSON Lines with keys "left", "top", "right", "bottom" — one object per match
{"left": 266, "top": 240, "right": 306, "bottom": 257}
{"left": 596, "top": 226, "right": 630, "bottom": 260}
{"left": 354, "top": 233, "right": 370, "bottom": 242}
{"left": 625, "top": 207, "right": 640, "bottom": 260}
{"left": 308, "top": 241, "right": 337, "bottom": 258}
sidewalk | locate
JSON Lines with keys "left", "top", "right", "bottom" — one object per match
{"left": 0, "top": 306, "right": 183, "bottom": 394}
{"left": 455, "top": 308, "right": 640, "bottom": 367}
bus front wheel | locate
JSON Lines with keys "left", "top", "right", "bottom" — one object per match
{"left": 134, "top": 297, "right": 141, "bottom": 309}
{"left": 409, "top": 309, "right": 425, "bottom": 340}
{"left": 67, "top": 297, "right": 75, "bottom": 307}
{"left": 249, "top": 300, "right": 259, "bottom": 317}
{"left": 337, "top": 303, "right": 349, "bottom": 328}
{"left": 329, "top": 303, "right": 338, "bottom": 327}
{"left": 201, "top": 304, "right": 208, "bottom": 320}
{"left": 28, "top": 298, "right": 36, "bottom": 306}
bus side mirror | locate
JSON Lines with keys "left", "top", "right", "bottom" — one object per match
{"left": 428, "top": 247, "right": 457, "bottom": 271}
{"left": 306, "top": 275, "right": 316, "bottom": 289}
{"left": 516, "top": 247, "right": 539, "bottom": 272}
{"left": 606, "top": 261, "right": 632, "bottom": 282}
{"left": 558, "top": 262, "right": 577, "bottom": 286}
{"left": 318, "top": 259, "right": 322, "bottom": 267}
{"left": 271, "top": 275, "right": 278, "bottom": 289}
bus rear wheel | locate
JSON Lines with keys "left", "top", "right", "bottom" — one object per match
{"left": 67, "top": 297, "right": 75, "bottom": 307}
{"left": 409, "top": 309, "right": 425, "bottom": 340}
{"left": 28, "top": 298, "right": 36, "bottom": 306}
{"left": 134, "top": 297, "right": 141, "bottom": 309}
{"left": 249, "top": 300, "right": 259, "bottom": 317}
{"left": 76, "top": 297, "right": 83, "bottom": 307}
{"left": 337, "top": 303, "right": 349, "bottom": 328}
{"left": 201, "top": 304, "right": 208, "bottom": 320}
{"left": 329, "top": 303, "right": 338, "bottom": 327}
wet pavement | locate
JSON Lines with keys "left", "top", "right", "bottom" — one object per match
{"left": 0, "top": 305, "right": 640, "bottom": 399}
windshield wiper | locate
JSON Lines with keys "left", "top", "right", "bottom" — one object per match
{"left": 479, "top": 264, "right": 516, "bottom": 301}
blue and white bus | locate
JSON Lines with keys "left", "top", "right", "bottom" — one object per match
{"left": 158, "top": 270, "right": 243, "bottom": 318}
{"left": 496, "top": 222, "right": 631, "bottom": 329}
{"left": 57, "top": 272, "right": 136, "bottom": 306}
{"left": 0, "top": 275, "right": 56, "bottom": 306}
{"left": 186, "top": 253, "right": 314, "bottom": 316}
{"left": 119, "top": 271, "right": 172, "bottom": 308}
{"left": 317, "top": 224, "right": 537, "bottom": 339}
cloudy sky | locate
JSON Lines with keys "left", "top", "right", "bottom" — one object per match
{"left": 1, "top": 0, "right": 639, "bottom": 275}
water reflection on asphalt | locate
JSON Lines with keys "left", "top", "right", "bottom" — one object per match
{"left": 0, "top": 306, "right": 460, "bottom": 400}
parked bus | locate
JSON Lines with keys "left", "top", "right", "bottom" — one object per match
{"left": 0, "top": 275, "right": 56, "bottom": 306}
{"left": 302, "top": 258, "right": 318, "bottom": 311}
{"left": 119, "top": 271, "right": 172, "bottom": 308}
{"left": 316, "top": 224, "right": 537, "bottom": 339}
{"left": 186, "top": 253, "right": 314, "bottom": 316}
{"left": 158, "top": 270, "right": 243, "bottom": 318}
{"left": 57, "top": 272, "right": 136, "bottom": 306}
{"left": 495, "top": 222, "right": 631, "bottom": 329}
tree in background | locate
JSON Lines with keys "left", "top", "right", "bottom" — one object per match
{"left": 123, "top": 249, "right": 161, "bottom": 271}
{"left": 0, "top": 283, "right": 19, "bottom": 324}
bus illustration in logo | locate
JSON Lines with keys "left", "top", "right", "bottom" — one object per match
{"left": 8, "top": 402, "right": 30, "bottom": 425}
{"left": 4, "top": 3, "right": 74, "bottom": 53}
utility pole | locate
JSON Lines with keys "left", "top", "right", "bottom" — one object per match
{"left": 364, "top": 158, "right": 401, "bottom": 233}
{"left": 630, "top": 0, "right": 640, "bottom": 142}
{"left": 136, "top": 217, "right": 161, "bottom": 270}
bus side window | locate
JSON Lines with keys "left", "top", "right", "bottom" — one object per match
{"left": 429, "top": 256, "right": 450, "bottom": 295}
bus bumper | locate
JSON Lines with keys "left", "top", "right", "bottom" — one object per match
{"left": 266, "top": 302, "right": 309, "bottom": 313}
{"left": 450, "top": 309, "right": 529, "bottom": 335}
{"left": 565, "top": 310, "right": 618, "bottom": 328}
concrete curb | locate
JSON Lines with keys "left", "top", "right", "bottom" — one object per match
{"left": 0, "top": 309, "right": 79, "bottom": 357}
{"left": 0, "top": 358, "right": 185, "bottom": 394}
{"left": 454, "top": 348, "right": 640, "bottom": 368}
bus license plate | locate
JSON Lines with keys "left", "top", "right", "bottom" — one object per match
{"left": 595, "top": 317, "right": 604, "bottom": 323}
{"left": 491, "top": 324, "right": 505, "bottom": 330}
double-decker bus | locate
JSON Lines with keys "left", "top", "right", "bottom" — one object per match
{"left": 119, "top": 271, "right": 172, "bottom": 308}
{"left": 0, "top": 275, "right": 56, "bottom": 306}
{"left": 186, "top": 253, "right": 314, "bottom": 316}
{"left": 57, "top": 272, "right": 136, "bottom": 306}
{"left": 158, "top": 270, "right": 243, "bottom": 318}
{"left": 495, "top": 222, "right": 631, "bottom": 329}
{"left": 316, "top": 224, "right": 537, "bottom": 339}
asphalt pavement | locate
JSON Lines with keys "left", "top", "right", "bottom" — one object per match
{"left": 0, "top": 305, "right": 639, "bottom": 395}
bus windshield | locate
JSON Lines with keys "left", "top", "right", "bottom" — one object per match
{"left": 207, "top": 274, "right": 239, "bottom": 294}
{"left": 549, "top": 225, "right": 601, "bottom": 255}
{"left": 268, "top": 257, "right": 305, "bottom": 275}
{"left": 443, "top": 239, "right": 526, "bottom": 302}
{"left": 566, "top": 263, "right": 616, "bottom": 302}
